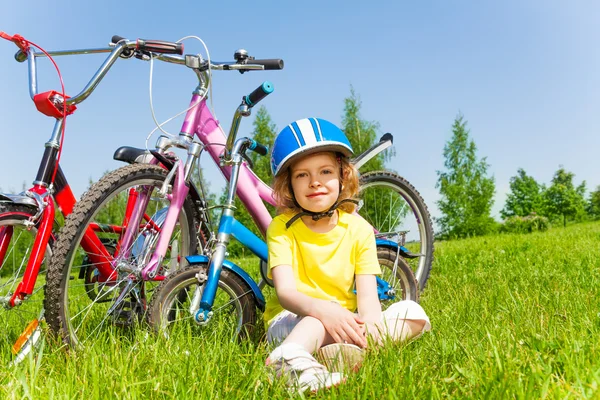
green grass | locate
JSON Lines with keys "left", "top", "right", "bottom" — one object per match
{"left": 2, "top": 222, "right": 600, "bottom": 399}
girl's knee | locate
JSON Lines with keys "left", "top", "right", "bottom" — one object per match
{"left": 301, "top": 316, "right": 326, "bottom": 331}
{"left": 380, "top": 300, "right": 431, "bottom": 342}
{"left": 383, "top": 301, "right": 430, "bottom": 325}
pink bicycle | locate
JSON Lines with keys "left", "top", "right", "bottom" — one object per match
{"left": 0, "top": 33, "right": 205, "bottom": 362}
{"left": 44, "top": 35, "right": 434, "bottom": 345}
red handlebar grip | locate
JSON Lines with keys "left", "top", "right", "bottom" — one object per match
{"left": 136, "top": 39, "right": 183, "bottom": 55}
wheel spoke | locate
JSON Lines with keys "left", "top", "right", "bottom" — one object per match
{"left": 45, "top": 164, "right": 205, "bottom": 347}
{"left": 0, "top": 204, "right": 50, "bottom": 364}
{"left": 358, "top": 171, "right": 434, "bottom": 291}
{"left": 148, "top": 266, "right": 256, "bottom": 340}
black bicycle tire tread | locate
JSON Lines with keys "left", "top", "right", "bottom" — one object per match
{"left": 360, "top": 170, "right": 435, "bottom": 291}
{"left": 44, "top": 163, "right": 202, "bottom": 346}
{"left": 147, "top": 265, "right": 257, "bottom": 339}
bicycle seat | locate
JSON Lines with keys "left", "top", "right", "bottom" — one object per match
{"left": 113, "top": 146, "right": 155, "bottom": 164}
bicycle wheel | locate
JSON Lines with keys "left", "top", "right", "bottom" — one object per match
{"left": 377, "top": 246, "right": 419, "bottom": 308}
{"left": 147, "top": 264, "right": 257, "bottom": 340}
{"left": 357, "top": 171, "right": 434, "bottom": 291}
{"left": 0, "top": 203, "right": 52, "bottom": 364}
{"left": 45, "top": 163, "right": 209, "bottom": 348}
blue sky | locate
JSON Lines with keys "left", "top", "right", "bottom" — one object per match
{"left": 1, "top": 1, "right": 598, "bottom": 223}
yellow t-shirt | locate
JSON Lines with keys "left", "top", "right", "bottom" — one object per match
{"left": 264, "top": 210, "right": 381, "bottom": 326}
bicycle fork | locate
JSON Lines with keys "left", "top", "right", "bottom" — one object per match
{"left": 100, "top": 137, "right": 203, "bottom": 322}
{"left": 2, "top": 186, "right": 55, "bottom": 308}
{"left": 193, "top": 210, "right": 233, "bottom": 324}
{"left": 192, "top": 138, "right": 255, "bottom": 325}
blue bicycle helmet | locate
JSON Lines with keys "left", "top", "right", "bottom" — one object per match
{"left": 270, "top": 118, "right": 354, "bottom": 176}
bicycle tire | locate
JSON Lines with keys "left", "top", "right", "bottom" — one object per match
{"left": 147, "top": 264, "right": 257, "bottom": 340}
{"left": 45, "top": 163, "right": 209, "bottom": 347}
{"left": 357, "top": 171, "right": 434, "bottom": 291}
{"left": 0, "top": 203, "right": 52, "bottom": 363}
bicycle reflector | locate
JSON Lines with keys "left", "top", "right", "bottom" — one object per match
{"left": 12, "top": 318, "right": 40, "bottom": 355}
{"left": 33, "top": 90, "right": 77, "bottom": 118}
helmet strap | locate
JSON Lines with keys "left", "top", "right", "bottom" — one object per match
{"left": 285, "top": 198, "right": 359, "bottom": 229}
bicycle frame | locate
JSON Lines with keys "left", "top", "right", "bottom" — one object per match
{"left": 0, "top": 134, "right": 116, "bottom": 309}
{"left": 0, "top": 40, "right": 185, "bottom": 309}
{"left": 125, "top": 94, "right": 276, "bottom": 285}
{"left": 120, "top": 93, "right": 401, "bottom": 322}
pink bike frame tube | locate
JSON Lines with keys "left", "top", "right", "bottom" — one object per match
{"left": 119, "top": 186, "right": 152, "bottom": 259}
{"left": 182, "top": 96, "right": 275, "bottom": 236}
{"left": 117, "top": 157, "right": 162, "bottom": 260}
{"left": 140, "top": 161, "right": 189, "bottom": 280}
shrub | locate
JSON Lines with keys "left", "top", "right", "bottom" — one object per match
{"left": 501, "top": 213, "right": 550, "bottom": 234}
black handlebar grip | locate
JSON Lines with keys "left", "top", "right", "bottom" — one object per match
{"left": 137, "top": 39, "right": 184, "bottom": 55}
{"left": 111, "top": 35, "right": 127, "bottom": 44}
{"left": 380, "top": 133, "right": 394, "bottom": 144}
{"left": 249, "top": 141, "right": 269, "bottom": 156}
{"left": 252, "top": 59, "right": 284, "bottom": 70}
{"left": 244, "top": 81, "right": 274, "bottom": 108}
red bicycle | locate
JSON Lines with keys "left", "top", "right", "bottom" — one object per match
{"left": 0, "top": 33, "right": 204, "bottom": 363}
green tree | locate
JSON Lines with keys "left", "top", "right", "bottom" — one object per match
{"left": 543, "top": 167, "right": 586, "bottom": 227}
{"left": 248, "top": 106, "right": 277, "bottom": 181}
{"left": 587, "top": 185, "right": 600, "bottom": 219}
{"left": 341, "top": 87, "right": 405, "bottom": 232}
{"left": 501, "top": 168, "right": 544, "bottom": 219}
{"left": 341, "top": 86, "right": 390, "bottom": 173}
{"left": 436, "top": 114, "right": 496, "bottom": 238}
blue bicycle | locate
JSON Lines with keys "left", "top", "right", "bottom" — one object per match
{"left": 147, "top": 132, "right": 429, "bottom": 339}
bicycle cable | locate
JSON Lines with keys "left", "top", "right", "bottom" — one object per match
{"left": 0, "top": 32, "right": 68, "bottom": 188}
{"left": 145, "top": 35, "right": 214, "bottom": 151}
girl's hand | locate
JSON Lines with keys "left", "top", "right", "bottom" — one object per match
{"left": 317, "top": 302, "right": 367, "bottom": 348}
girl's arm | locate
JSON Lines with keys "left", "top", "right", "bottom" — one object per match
{"left": 356, "top": 274, "right": 383, "bottom": 342}
{"left": 272, "top": 264, "right": 367, "bottom": 348}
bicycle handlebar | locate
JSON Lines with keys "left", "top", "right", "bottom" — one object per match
{"left": 111, "top": 35, "right": 184, "bottom": 55}
{"left": 12, "top": 35, "right": 284, "bottom": 110}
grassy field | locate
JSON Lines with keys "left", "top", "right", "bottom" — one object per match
{"left": 1, "top": 221, "right": 599, "bottom": 399}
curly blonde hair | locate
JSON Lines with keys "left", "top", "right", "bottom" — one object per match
{"left": 272, "top": 152, "right": 360, "bottom": 215}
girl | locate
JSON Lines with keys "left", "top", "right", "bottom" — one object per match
{"left": 265, "top": 118, "right": 431, "bottom": 393}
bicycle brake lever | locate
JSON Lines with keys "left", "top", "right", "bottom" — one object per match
{"left": 240, "top": 152, "right": 254, "bottom": 169}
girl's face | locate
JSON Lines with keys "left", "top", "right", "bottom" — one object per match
{"left": 289, "top": 152, "right": 341, "bottom": 213}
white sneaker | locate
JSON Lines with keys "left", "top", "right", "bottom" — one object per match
{"left": 316, "top": 343, "right": 365, "bottom": 373}
{"left": 266, "top": 343, "right": 345, "bottom": 393}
